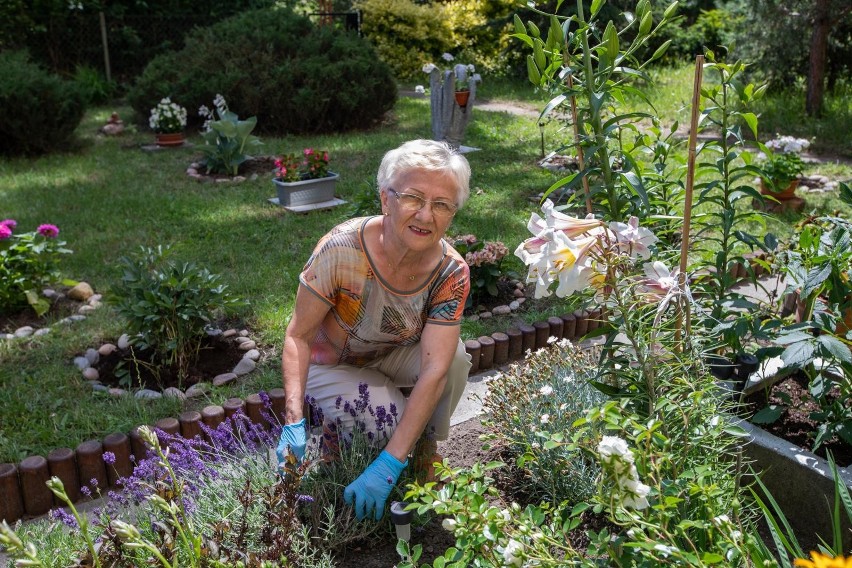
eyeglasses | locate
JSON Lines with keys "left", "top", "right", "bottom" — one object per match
{"left": 387, "top": 188, "right": 458, "bottom": 218}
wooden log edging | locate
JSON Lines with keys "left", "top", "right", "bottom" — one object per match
{"left": 0, "top": 387, "right": 288, "bottom": 524}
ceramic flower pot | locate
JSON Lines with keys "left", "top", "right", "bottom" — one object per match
{"left": 156, "top": 132, "right": 186, "bottom": 147}
{"left": 273, "top": 173, "right": 340, "bottom": 207}
{"left": 759, "top": 178, "right": 799, "bottom": 200}
{"left": 454, "top": 90, "right": 470, "bottom": 107}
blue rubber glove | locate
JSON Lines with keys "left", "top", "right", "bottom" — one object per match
{"left": 276, "top": 419, "right": 307, "bottom": 469}
{"left": 344, "top": 450, "right": 408, "bottom": 520}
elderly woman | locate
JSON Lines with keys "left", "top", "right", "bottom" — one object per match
{"left": 277, "top": 139, "right": 473, "bottom": 521}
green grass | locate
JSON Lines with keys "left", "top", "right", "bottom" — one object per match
{"left": 1, "top": 70, "right": 851, "bottom": 462}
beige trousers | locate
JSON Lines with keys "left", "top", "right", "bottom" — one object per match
{"left": 305, "top": 339, "right": 471, "bottom": 441}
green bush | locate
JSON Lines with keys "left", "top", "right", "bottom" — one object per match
{"left": 0, "top": 51, "right": 86, "bottom": 155}
{"left": 127, "top": 8, "right": 396, "bottom": 135}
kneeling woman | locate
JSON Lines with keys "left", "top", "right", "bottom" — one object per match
{"left": 277, "top": 139, "right": 473, "bottom": 520}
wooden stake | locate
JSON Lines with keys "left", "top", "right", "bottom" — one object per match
{"left": 676, "top": 55, "right": 704, "bottom": 342}
{"left": 567, "top": 74, "right": 593, "bottom": 215}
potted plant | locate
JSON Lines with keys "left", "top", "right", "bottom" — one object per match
{"left": 759, "top": 135, "right": 810, "bottom": 199}
{"left": 272, "top": 148, "right": 339, "bottom": 207}
{"left": 148, "top": 97, "right": 187, "bottom": 147}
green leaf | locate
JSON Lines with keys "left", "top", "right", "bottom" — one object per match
{"left": 590, "top": 0, "right": 604, "bottom": 18}
{"left": 513, "top": 14, "right": 526, "bottom": 35}
{"left": 701, "top": 552, "right": 725, "bottom": 564}
{"left": 752, "top": 405, "right": 784, "bottom": 424}
{"left": 781, "top": 340, "right": 816, "bottom": 368}
{"left": 816, "top": 335, "right": 852, "bottom": 363}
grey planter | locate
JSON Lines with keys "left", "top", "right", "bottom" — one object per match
{"left": 273, "top": 172, "right": 339, "bottom": 207}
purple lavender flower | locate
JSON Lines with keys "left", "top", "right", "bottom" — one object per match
{"left": 335, "top": 395, "right": 343, "bottom": 409}
{"left": 389, "top": 403, "right": 398, "bottom": 419}
{"left": 103, "top": 451, "right": 116, "bottom": 465}
{"left": 80, "top": 485, "right": 91, "bottom": 497}
{"left": 37, "top": 223, "right": 59, "bottom": 238}
{"left": 297, "top": 494, "right": 315, "bottom": 503}
{"left": 49, "top": 507, "right": 78, "bottom": 529}
{"left": 89, "top": 478, "right": 98, "bottom": 488}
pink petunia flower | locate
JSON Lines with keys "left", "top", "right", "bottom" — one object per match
{"left": 37, "top": 224, "right": 60, "bottom": 238}
{"left": 304, "top": 148, "right": 314, "bottom": 156}
{"left": 0, "top": 224, "right": 11, "bottom": 240}
{"left": 0, "top": 219, "right": 16, "bottom": 229}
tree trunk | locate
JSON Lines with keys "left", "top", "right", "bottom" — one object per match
{"left": 805, "top": 0, "right": 831, "bottom": 117}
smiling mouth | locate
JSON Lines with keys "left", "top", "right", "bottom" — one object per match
{"left": 409, "top": 225, "right": 431, "bottom": 235}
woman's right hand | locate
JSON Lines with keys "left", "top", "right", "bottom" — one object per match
{"left": 276, "top": 418, "right": 307, "bottom": 467}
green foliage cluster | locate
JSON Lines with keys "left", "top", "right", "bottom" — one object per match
{"left": 760, "top": 152, "right": 806, "bottom": 188}
{"left": 0, "top": 51, "right": 86, "bottom": 156}
{"left": 197, "top": 97, "right": 262, "bottom": 176}
{"left": 109, "top": 246, "right": 243, "bottom": 385}
{"left": 127, "top": 8, "right": 396, "bottom": 136}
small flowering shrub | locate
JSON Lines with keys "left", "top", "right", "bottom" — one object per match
{"left": 451, "top": 234, "right": 511, "bottom": 308}
{"left": 274, "top": 148, "right": 331, "bottom": 182}
{"left": 147, "top": 97, "right": 187, "bottom": 134}
{"left": 422, "top": 53, "right": 482, "bottom": 92}
{"left": 108, "top": 245, "right": 243, "bottom": 384}
{"left": 0, "top": 219, "right": 72, "bottom": 316}
{"left": 197, "top": 94, "right": 262, "bottom": 176}
{"left": 482, "top": 340, "right": 605, "bottom": 503}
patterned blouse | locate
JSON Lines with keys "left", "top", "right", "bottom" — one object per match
{"left": 300, "top": 216, "right": 470, "bottom": 366}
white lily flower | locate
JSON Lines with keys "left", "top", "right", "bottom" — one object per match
{"left": 639, "top": 261, "right": 678, "bottom": 299}
{"left": 609, "top": 216, "right": 658, "bottom": 260}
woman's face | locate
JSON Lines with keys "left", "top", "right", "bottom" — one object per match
{"left": 380, "top": 168, "right": 459, "bottom": 255}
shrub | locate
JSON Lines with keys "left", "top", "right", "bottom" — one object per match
{"left": 72, "top": 64, "right": 115, "bottom": 106}
{"left": 127, "top": 8, "right": 396, "bottom": 135}
{"left": 0, "top": 51, "right": 86, "bottom": 155}
{"left": 450, "top": 234, "right": 512, "bottom": 309}
{"left": 108, "top": 245, "right": 243, "bottom": 384}
{"left": 0, "top": 220, "right": 72, "bottom": 316}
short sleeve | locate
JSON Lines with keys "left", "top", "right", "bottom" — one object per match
{"left": 299, "top": 239, "right": 338, "bottom": 307}
{"left": 426, "top": 259, "right": 470, "bottom": 325}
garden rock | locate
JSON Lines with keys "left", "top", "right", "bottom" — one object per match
{"left": 234, "top": 336, "right": 251, "bottom": 344}
{"left": 492, "top": 305, "right": 512, "bottom": 316}
{"left": 185, "top": 383, "right": 209, "bottom": 398}
{"left": 466, "top": 314, "right": 480, "bottom": 322}
{"left": 480, "top": 311, "right": 493, "bottom": 319}
{"left": 85, "top": 348, "right": 99, "bottom": 365}
{"left": 242, "top": 349, "right": 260, "bottom": 361}
{"left": 232, "top": 358, "right": 256, "bottom": 376}
{"left": 92, "top": 384, "right": 108, "bottom": 393}
{"left": 74, "top": 356, "right": 90, "bottom": 370}
{"left": 98, "top": 343, "right": 117, "bottom": 356}
{"left": 88, "top": 294, "right": 102, "bottom": 304}
{"left": 34, "top": 328, "right": 51, "bottom": 336}
{"left": 78, "top": 305, "right": 96, "bottom": 314}
{"left": 237, "top": 340, "right": 257, "bottom": 351}
{"left": 513, "top": 289, "right": 525, "bottom": 298}
{"left": 109, "top": 388, "right": 127, "bottom": 397}
{"left": 135, "top": 389, "right": 162, "bottom": 400}
{"left": 82, "top": 368, "right": 99, "bottom": 381}
{"left": 239, "top": 329, "right": 249, "bottom": 337}
{"left": 14, "top": 326, "right": 33, "bottom": 338}
{"left": 163, "top": 387, "right": 186, "bottom": 400}
{"left": 509, "top": 301, "right": 520, "bottom": 311}
{"left": 213, "top": 373, "right": 237, "bottom": 387}
{"left": 117, "top": 334, "right": 130, "bottom": 349}
{"left": 222, "top": 329, "right": 237, "bottom": 338}
{"left": 69, "top": 315, "right": 86, "bottom": 322}
{"left": 68, "top": 282, "right": 94, "bottom": 301}
{"left": 42, "top": 288, "right": 57, "bottom": 299}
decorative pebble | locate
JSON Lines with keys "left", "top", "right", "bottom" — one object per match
{"left": 242, "top": 349, "right": 260, "bottom": 361}
{"left": 68, "top": 282, "right": 95, "bottom": 301}
{"left": 233, "top": 336, "right": 251, "bottom": 344}
{"left": 109, "top": 388, "right": 127, "bottom": 397}
{"left": 92, "top": 384, "right": 109, "bottom": 393}
{"left": 513, "top": 289, "right": 525, "bottom": 298}
{"left": 239, "top": 329, "right": 249, "bottom": 337}
{"left": 34, "top": 328, "right": 51, "bottom": 337}
{"left": 222, "top": 329, "right": 237, "bottom": 338}
{"left": 98, "top": 343, "right": 117, "bottom": 356}
{"left": 206, "top": 328, "right": 222, "bottom": 337}
{"left": 480, "top": 311, "right": 493, "bottom": 319}
{"left": 232, "top": 358, "right": 256, "bottom": 376}
{"left": 117, "top": 334, "right": 130, "bottom": 349}
{"left": 73, "top": 356, "right": 91, "bottom": 370}
{"left": 57, "top": 317, "right": 73, "bottom": 325}
{"left": 515, "top": 282, "right": 525, "bottom": 290}
{"left": 135, "top": 389, "right": 162, "bottom": 400}
{"left": 88, "top": 294, "right": 102, "bottom": 304}
{"left": 492, "top": 305, "right": 512, "bottom": 316}
{"left": 43, "top": 288, "right": 57, "bottom": 299}
{"left": 163, "top": 387, "right": 186, "bottom": 400}
{"left": 85, "top": 348, "right": 100, "bottom": 365}
{"left": 185, "top": 383, "right": 209, "bottom": 398}
{"left": 89, "top": 300, "right": 102, "bottom": 309}
{"left": 82, "top": 368, "right": 99, "bottom": 381}
{"left": 466, "top": 314, "right": 480, "bottom": 322}
{"left": 78, "top": 305, "right": 96, "bottom": 314}
{"left": 69, "top": 315, "right": 86, "bottom": 322}
{"left": 509, "top": 300, "right": 520, "bottom": 311}
{"left": 237, "top": 340, "right": 257, "bottom": 351}
{"left": 213, "top": 373, "right": 238, "bottom": 387}
{"left": 517, "top": 297, "right": 526, "bottom": 305}
{"left": 14, "top": 326, "right": 34, "bottom": 338}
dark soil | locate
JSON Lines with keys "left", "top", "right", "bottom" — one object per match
{"left": 465, "top": 277, "right": 521, "bottom": 316}
{"left": 192, "top": 155, "right": 277, "bottom": 182}
{"left": 92, "top": 334, "right": 246, "bottom": 391}
{"left": 0, "top": 289, "right": 86, "bottom": 334}
{"left": 744, "top": 372, "right": 852, "bottom": 467}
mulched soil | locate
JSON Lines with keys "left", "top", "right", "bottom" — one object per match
{"left": 744, "top": 372, "right": 852, "bottom": 467}
{"left": 0, "top": 290, "right": 86, "bottom": 334}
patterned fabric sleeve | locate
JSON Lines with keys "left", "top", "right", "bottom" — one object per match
{"left": 426, "top": 258, "right": 470, "bottom": 325}
{"left": 298, "top": 222, "right": 352, "bottom": 306}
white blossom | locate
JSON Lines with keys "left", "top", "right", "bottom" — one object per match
{"left": 414, "top": 85, "right": 426, "bottom": 94}
{"left": 422, "top": 63, "right": 437, "bottom": 73}
{"left": 441, "top": 518, "right": 457, "bottom": 531}
{"left": 499, "top": 539, "right": 524, "bottom": 567}
{"left": 609, "top": 216, "right": 658, "bottom": 260}
{"left": 711, "top": 514, "right": 730, "bottom": 527}
{"left": 539, "top": 385, "right": 553, "bottom": 396}
{"left": 541, "top": 413, "right": 550, "bottom": 424}
{"left": 598, "top": 436, "right": 632, "bottom": 463}
{"left": 653, "top": 544, "right": 678, "bottom": 558}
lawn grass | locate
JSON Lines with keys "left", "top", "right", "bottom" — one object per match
{"left": 1, "top": 70, "right": 851, "bottom": 462}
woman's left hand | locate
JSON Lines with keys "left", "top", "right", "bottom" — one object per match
{"left": 343, "top": 450, "right": 408, "bottom": 520}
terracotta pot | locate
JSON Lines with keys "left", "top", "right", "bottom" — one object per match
{"left": 759, "top": 178, "right": 799, "bottom": 200}
{"left": 155, "top": 132, "right": 186, "bottom": 147}
{"left": 454, "top": 90, "right": 470, "bottom": 107}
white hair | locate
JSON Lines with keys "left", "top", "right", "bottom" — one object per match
{"left": 376, "top": 139, "right": 471, "bottom": 207}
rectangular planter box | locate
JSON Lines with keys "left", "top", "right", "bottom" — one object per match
{"left": 273, "top": 173, "right": 339, "bottom": 207}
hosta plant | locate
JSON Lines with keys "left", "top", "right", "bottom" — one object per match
{"left": 198, "top": 94, "right": 262, "bottom": 176}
